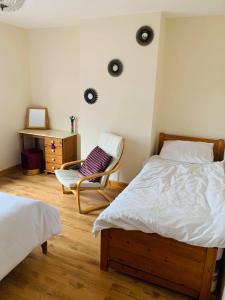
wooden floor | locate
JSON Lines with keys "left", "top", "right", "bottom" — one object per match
{"left": 0, "top": 170, "right": 190, "bottom": 300}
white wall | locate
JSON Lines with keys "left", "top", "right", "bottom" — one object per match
{"left": 79, "top": 13, "right": 162, "bottom": 182}
{"left": 0, "top": 22, "right": 30, "bottom": 171}
{"left": 6, "top": 14, "right": 162, "bottom": 181}
{"left": 151, "top": 15, "right": 167, "bottom": 154}
{"left": 154, "top": 15, "right": 225, "bottom": 142}
{"left": 152, "top": 16, "right": 225, "bottom": 299}
{"left": 26, "top": 16, "right": 225, "bottom": 180}
{"left": 5, "top": 13, "right": 225, "bottom": 184}
{"left": 28, "top": 27, "right": 80, "bottom": 132}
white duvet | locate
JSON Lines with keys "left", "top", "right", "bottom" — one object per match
{"left": 0, "top": 193, "right": 61, "bottom": 281}
{"left": 93, "top": 156, "right": 225, "bottom": 248}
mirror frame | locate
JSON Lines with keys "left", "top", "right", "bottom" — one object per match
{"left": 25, "top": 107, "right": 49, "bottom": 129}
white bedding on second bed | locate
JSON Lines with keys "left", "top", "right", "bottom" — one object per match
{"left": 93, "top": 156, "right": 225, "bottom": 248}
{"left": 0, "top": 193, "right": 61, "bottom": 281}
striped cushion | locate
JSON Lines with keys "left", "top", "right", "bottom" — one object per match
{"left": 79, "top": 146, "right": 112, "bottom": 182}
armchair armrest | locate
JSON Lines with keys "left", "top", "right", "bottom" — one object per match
{"left": 61, "top": 159, "right": 85, "bottom": 170}
{"left": 76, "top": 163, "right": 121, "bottom": 189}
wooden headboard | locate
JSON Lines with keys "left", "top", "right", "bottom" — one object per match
{"left": 158, "top": 133, "right": 225, "bottom": 162}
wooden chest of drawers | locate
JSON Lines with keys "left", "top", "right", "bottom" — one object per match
{"left": 44, "top": 135, "right": 77, "bottom": 173}
{"left": 19, "top": 129, "right": 77, "bottom": 175}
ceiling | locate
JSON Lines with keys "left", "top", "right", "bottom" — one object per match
{"left": 0, "top": 0, "right": 225, "bottom": 28}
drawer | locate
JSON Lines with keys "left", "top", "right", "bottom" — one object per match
{"left": 45, "top": 154, "right": 63, "bottom": 164}
{"left": 45, "top": 137, "right": 62, "bottom": 147}
{"left": 46, "top": 162, "right": 61, "bottom": 172}
{"left": 45, "top": 146, "right": 63, "bottom": 156}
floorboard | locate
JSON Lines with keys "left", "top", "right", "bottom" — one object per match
{"left": 0, "top": 171, "right": 190, "bottom": 300}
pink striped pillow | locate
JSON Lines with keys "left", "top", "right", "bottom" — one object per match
{"left": 79, "top": 146, "right": 112, "bottom": 182}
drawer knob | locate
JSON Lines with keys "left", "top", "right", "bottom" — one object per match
{"left": 52, "top": 158, "right": 55, "bottom": 162}
{"left": 52, "top": 166, "right": 55, "bottom": 170}
{"left": 50, "top": 140, "right": 56, "bottom": 150}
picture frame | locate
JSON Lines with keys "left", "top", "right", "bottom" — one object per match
{"left": 25, "top": 107, "right": 49, "bottom": 129}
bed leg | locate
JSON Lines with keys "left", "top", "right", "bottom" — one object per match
{"left": 41, "top": 241, "right": 48, "bottom": 255}
{"left": 100, "top": 230, "right": 109, "bottom": 271}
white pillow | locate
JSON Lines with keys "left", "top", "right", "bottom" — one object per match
{"left": 159, "top": 140, "right": 214, "bottom": 163}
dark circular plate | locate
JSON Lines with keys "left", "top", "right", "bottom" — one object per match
{"left": 136, "top": 26, "right": 154, "bottom": 46}
{"left": 84, "top": 88, "right": 98, "bottom": 104}
{"left": 108, "top": 59, "right": 123, "bottom": 77}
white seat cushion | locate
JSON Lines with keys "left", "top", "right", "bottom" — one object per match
{"left": 55, "top": 169, "right": 103, "bottom": 189}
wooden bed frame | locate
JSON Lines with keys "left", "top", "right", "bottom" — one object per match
{"left": 100, "top": 133, "right": 225, "bottom": 300}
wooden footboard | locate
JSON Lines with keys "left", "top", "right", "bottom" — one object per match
{"left": 101, "top": 229, "right": 217, "bottom": 300}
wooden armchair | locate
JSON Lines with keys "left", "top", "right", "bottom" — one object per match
{"left": 55, "top": 133, "right": 124, "bottom": 214}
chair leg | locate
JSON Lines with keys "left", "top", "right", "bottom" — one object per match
{"left": 62, "top": 185, "right": 73, "bottom": 194}
{"left": 76, "top": 189, "right": 82, "bottom": 213}
{"left": 62, "top": 185, "right": 66, "bottom": 194}
{"left": 98, "top": 190, "right": 113, "bottom": 203}
{"left": 71, "top": 190, "right": 81, "bottom": 213}
{"left": 80, "top": 203, "right": 109, "bottom": 214}
{"left": 71, "top": 189, "right": 110, "bottom": 214}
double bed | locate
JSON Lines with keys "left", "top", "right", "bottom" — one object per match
{"left": 93, "top": 133, "right": 225, "bottom": 300}
{"left": 0, "top": 192, "right": 61, "bottom": 281}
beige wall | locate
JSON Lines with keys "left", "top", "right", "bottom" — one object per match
{"left": 25, "top": 15, "right": 162, "bottom": 182}
{"left": 28, "top": 27, "right": 80, "bottom": 132}
{"left": 0, "top": 22, "right": 30, "bottom": 171}
{"left": 4, "top": 13, "right": 225, "bottom": 183}
{"left": 153, "top": 18, "right": 225, "bottom": 297}
{"left": 151, "top": 14, "right": 167, "bottom": 154}
{"left": 154, "top": 15, "right": 225, "bottom": 142}
{"left": 79, "top": 13, "right": 162, "bottom": 182}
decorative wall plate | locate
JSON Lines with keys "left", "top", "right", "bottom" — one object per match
{"left": 108, "top": 59, "right": 123, "bottom": 77}
{"left": 136, "top": 26, "right": 154, "bottom": 46}
{"left": 84, "top": 88, "right": 98, "bottom": 104}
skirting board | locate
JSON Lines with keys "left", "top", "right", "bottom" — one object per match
{"left": 0, "top": 164, "right": 20, "bottom": 177}
{"left": 108, "top": 180, "right": 128, "bottom": 190}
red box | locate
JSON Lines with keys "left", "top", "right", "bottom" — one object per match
{"left": 21, "top": 149, "right": 43, "bottom": 172}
